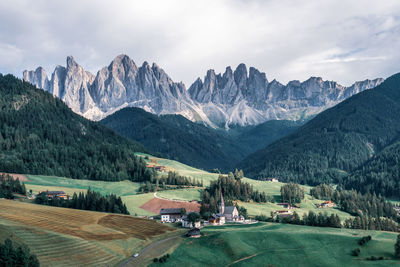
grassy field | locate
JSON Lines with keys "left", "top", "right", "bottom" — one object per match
{"left": 134, "top": 153, "right": 354, "bottom": 219}
{"left": 0, "top": 199, "right": 175, "bottom": 267}
{"left": 25, "top": 175, "right": 141, "bottom": 196}
{"left": 21, "top": 154, "right": 354, "bottom": 219}
{"left": 155, "top": 223, "right": 399, "bottom": 266}
{"left": 157, "top": 188, "right": 202, "bottom": 201}
{"left": 121, "top": 193, "right": 157, "bottom": 216}
{"left": 135, "top": 152, "right": 220, "bottom": 186}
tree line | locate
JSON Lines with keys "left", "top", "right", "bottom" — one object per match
{"left": 310, "top": 184, "right": 398, "bottom": 220}
{"left": 280, "top": 183, "right": 305, "bottom": 204}
{"left": 0, "top": 174, "right": 26, "bottom": 199}
{"left": 0, "top": 238, "right": 39, "bottom": 267}
{"left": 34, "top": 188, "right": 129, "bottom": 215}
{"left": 200, "top": 171, "right": 270, "bottom": 215}
{"left": 138, "top": 171, "right": 204, "bottom": 193}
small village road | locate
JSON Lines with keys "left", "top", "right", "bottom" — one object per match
{"left": 118, "top": 235, "right": 181, "bottom": 267}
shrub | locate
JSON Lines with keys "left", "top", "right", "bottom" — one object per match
{"left": 359, "top": 235, "right": 372, "bottom": 246}
{"left": 351, "top": 248, "right": 360, "bottom": 256}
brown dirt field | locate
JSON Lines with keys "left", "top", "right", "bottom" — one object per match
{"left": 140, "top": 197, "right": 200, "bottom": 213}
{"left": 0, "top": 199, "right": 174, "bottom": 241}
{"left": 0, "top": 172, "right": 29, "bottom": 181}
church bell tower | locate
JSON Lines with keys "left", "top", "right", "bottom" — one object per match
{"left": 218, "top": 192, "right": 225, "bottom": 214}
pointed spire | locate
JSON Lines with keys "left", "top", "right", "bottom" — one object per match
{"left": 218, "top": 191, "right": 225, "bottom": 214}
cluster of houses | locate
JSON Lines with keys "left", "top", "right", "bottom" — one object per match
{"left": 38, "top": 190, "right": 69, "bottom": 200}
{"left": 146, "top": 163, "right": 167, "bottom": 172}
{"left": 159, "top": 193, "right": 246, "bottom": 237}
{"left": 316, "top": 200, "right": 335, "bottom": 208}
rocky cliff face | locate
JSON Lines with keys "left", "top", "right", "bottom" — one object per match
{"left": 23, "top": 55, "right": 384, "bottom": 127}
{"left": 189, "top": 65, "right": 383, "bottom": 127}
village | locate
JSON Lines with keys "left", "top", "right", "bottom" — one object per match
{"left": 31, "top": 186, "right": 338, "bottom": 238}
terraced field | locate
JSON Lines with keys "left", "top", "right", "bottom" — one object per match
{"left": 0, "top": 199, "right": 175, "bottom": 266}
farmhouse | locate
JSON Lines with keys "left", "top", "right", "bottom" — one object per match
{"left": 40, "top": 190, "right": 69, "bottom": 200}
{"left": 186, "top": 228, "right": 201, "bottom": 238}
{"left": 208, "top": 214, "right": 225, "bottom": 225}
{"left": 182, "top": 215, "right": 201, "bottom": 228}
{"left": 160, "top": 208, "right": 185, "bottom": 223}
{"left": 318, "top": 201, "right": 335, "bottom": 208}
{"left": 273, "top": 210, "right": 293, "bottom": 219}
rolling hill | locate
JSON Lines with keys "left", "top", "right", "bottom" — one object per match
{"left": 100, "top": 107, "right": 301, "bottom": 170}
{"left": 238, "top": 72, "right": 400, "bottom": 197}
{"left": 0, "top": 74, "right": 149, "bottom": 181}
{"left": 0, "top": 199, "right": 176, "bottom": 266}
{"left": 159, "top": 223, "right": 399, "bottom": 266}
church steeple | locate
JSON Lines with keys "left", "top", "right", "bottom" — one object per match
{"left": 218, "top": 192, "right": 225, "bottom": 214}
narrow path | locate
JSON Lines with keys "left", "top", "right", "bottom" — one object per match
{"left": 118, "top": 235, "right": 181, "bottom": 267}
{"left": 227, "top": 253, "right": 259, "bottom": 266}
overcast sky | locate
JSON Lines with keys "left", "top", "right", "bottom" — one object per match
{"left": 1, "top": 0, "right": 400, "bottom": 87}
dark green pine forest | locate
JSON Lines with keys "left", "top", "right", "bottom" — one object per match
{"left": 0, "top": 74, "right": 151, "bottom": 182}
{"left": 238, "top": 73, "right": 400, "bottom": 198}
{"left": 100, "top": 107, "right": 301, "bottom": 171}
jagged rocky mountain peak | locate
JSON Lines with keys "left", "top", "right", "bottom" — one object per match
{"left": 23, "top": 54, "right": 384, "bottom": 127}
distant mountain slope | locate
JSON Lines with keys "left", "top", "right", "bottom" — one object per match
{"left": 238, "top": 73, "right": 400, "bottom": 196}
{"left": 344, "top": 141, "right": 400, "bottom": 197}
{"left": 0, "top": 74, "right": 149, "bottom": 181}
{"left": 23, "top": 55, "right": 383, "bottom": 127}
{"left": 100, "top": 107, "right": 301, "bottom": 171}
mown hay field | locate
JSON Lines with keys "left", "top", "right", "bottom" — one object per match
{"left": 0, "top": 199, "right": 175, "bottom": 267}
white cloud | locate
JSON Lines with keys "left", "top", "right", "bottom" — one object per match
{"left": 0, "top": 0, "right": 399, "bottom": 87}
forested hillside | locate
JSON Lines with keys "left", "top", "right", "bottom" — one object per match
{"left": 238, "top": 73, "right": 400, "bottom": 197}
{"left": 0, "top": 74, "right": 150, "bottom": 181}
{"left": 101, "top": 107, "right": 300, "bottom": 170}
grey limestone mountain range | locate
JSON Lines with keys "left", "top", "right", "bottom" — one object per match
{"left": 23, "top": 54, "right": 384, "bottom": 128}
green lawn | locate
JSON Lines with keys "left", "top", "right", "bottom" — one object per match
{"left": 154, "top": 223, "right": 399, "bottom": 266}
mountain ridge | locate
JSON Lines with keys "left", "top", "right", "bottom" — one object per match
{"left": 23, "top": 54, "right": 383, "bottom": 128}
{"left": 100, "top": 106, "right": 302, "bottom": 171}
{"left": 237, "top": 72, "right": 400, "bottom": 197}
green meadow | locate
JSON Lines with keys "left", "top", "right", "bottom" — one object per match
{"left": 22, "top": 154, "right": 356, "bottom": 219}
{"left": 155, "top": 223, "right": 399, "bottom": 267}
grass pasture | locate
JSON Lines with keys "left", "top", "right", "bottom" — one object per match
{"left": 25, "top": 175, "right": 141, "bottom": 196}
{"left": 20, "top": 155, "right": 355, "bottom": 219}
{"left": 133, "top": 154, "right": 354, "bottom": 220}
{"left": 157, "top": 223, "right": 399, "bottom": 267}
{"left": 0, "top": 199, "right": 175, "bottom": 267}
{"left": 135, "top": 153, "right": 219, "bottom": 186}
{"left": 157, "top": 188, "right": 202, "bottom": 201}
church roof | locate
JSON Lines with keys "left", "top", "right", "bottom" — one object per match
{"left": 224, "top": 206, "right": 236, "bottom": 215}
{"left": 160, "top": 208, "right": 185, "bottom": 215}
